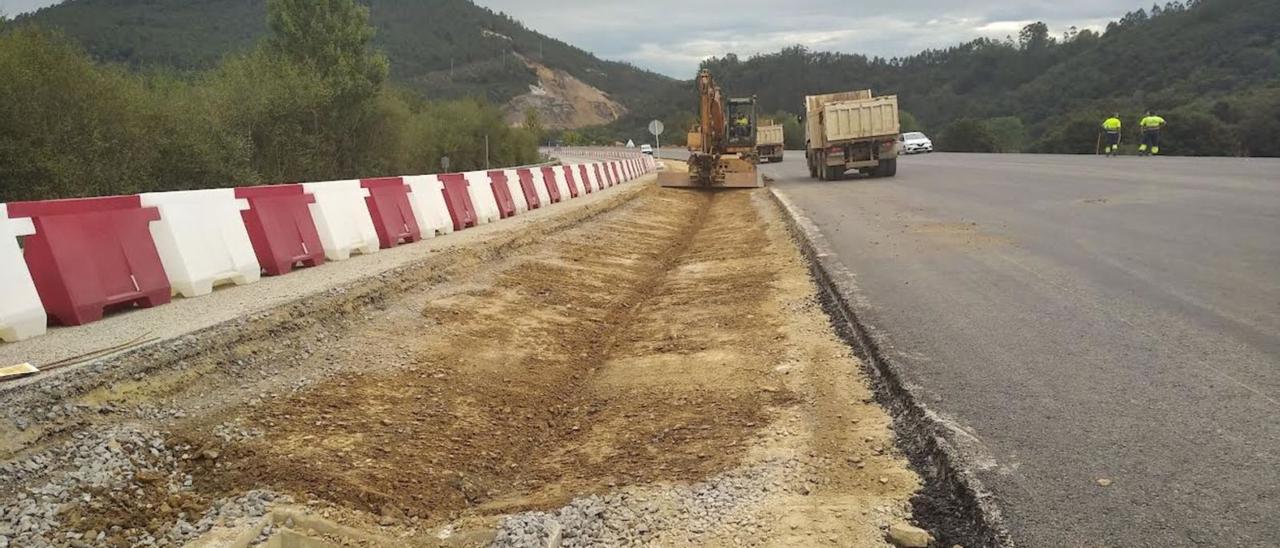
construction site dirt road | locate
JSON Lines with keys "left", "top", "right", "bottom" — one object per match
{"left": 0, "top": 171, "right": 929, "bottom": 547}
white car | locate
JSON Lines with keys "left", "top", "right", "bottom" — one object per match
{"left": 640, "top": 144, "right": 654, "bottom": 156}
{"left": 901, "top": 132, "right": 933, "bottom": 154}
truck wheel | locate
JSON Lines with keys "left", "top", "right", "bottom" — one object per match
{"left": 825, "top": 166, "right": 843, "bottom": 180}
{"left": 875, "top": 159, "right": 898, "bottom": 178}
{"left": 815, "top": 153, "right": 826, "bottom": 180}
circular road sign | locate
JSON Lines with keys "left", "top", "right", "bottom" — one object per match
{"left": 648, "top": 120, "right": 665, "bottom": 137}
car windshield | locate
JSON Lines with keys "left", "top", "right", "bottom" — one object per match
{"left": 904, "top": 132, "right": 926, "bottom": 139}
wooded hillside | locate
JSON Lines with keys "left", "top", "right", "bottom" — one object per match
{"left": 606, "top": 0, "right": 1280, "bottom": 156}
{"left": 13, "top": 0, "right": 673, "bottom": 109}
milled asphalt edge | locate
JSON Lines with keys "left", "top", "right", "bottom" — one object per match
{"left": 767, "top": 187, "right": 1014, "bottom": 548}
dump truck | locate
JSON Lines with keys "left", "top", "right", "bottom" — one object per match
{"left": 804, "top": 90, "right": 900, "bottom": 180}
{"left": 657, "top": 69, "right": 762, "bottom": 188}
{"left": 757, "top": 123, "right": 785, "bottom": 163}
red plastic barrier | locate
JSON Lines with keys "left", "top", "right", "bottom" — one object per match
{"left": 609, "top": 162, "right": 622, "bottom": 186}
{"left": 516, "top": 169, "right": 542, "bottom": 210}
{"left": 539, "top": 167, "right": 563, "bottom": 203}
{"left": 235, "top": 185, "right": 326, "bottom": 277}
{"left": 360, "top": 177, "right": 422, "bottom": 249}
{"left": 561, "top": 166, "right": 581, "bottom": 198}
{"left": 7, "top": 196, "right": 171, "bottom": 326}
{"left": 437, "top": 173, "right": 478, "bottom": 231}
{"left": 578, "top": 165, "right": 593, "bottom": 194}
{"left": 593, "top": 163, "right": 608, "bottom": 189}
{"left": 487, "top": 170, "right": 518, "bottom": 218}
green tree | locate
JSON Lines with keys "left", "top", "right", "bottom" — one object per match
{"left": 264, "top": 0, "right": 390, "bottom": 173}
{"left": 938, "top": 119, "right": 999, "bottom": 152}
{"left": 523, "top": 107, "right": 544, "bottom": 145}
{"left": 1019, "top": 22, "right": 1052, "bottom": 50}
{"left": 265, "top": 0, "right": 388, "bottom": 98}
{"left": 984, "top": 116, "right": 1027, "bottom": 152}
{"left": 1163, "top": 107, "right": 1238, "bottom": 156}
{"left": 899, "top": 110, "right": 923, "bottom": 133}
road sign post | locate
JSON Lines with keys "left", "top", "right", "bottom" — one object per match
{"left": 648, "top": 120, "right": 665, "bottom": 152}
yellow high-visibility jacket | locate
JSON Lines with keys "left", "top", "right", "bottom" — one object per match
{"left": 1102, "top": 117, "right": 1122, "bottom": 131}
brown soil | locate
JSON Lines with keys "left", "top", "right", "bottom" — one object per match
{"left": 503, "top": 57, "right": 626, "bottom": 129}
{"left": 40, "top": 182, "right": 919, "bottom": 546}
{"left": 182, "top": 189, "right": 796, "bottom": 520}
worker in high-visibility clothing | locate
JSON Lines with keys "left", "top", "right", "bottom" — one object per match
{"left": 1138, "top": 111, "right": 1167, "bottom": 156}
{"left": 1101, "top": 114, "right": 1123, "bottom": 157}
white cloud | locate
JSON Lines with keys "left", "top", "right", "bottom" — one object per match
{"left": 478, "top": 0, "right": 1147, "bottom": 77}
{"left": 1, "top": 0, "right": 1145, "bottom": 78}
{"left": 0, "top": 0, "right": 61, "bottom": 17}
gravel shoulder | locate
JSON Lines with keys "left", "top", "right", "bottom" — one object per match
{"left": 1, "top": 179, "right": 924, "bottom": 547}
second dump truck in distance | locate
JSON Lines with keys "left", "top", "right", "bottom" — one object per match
{"left": 756, "top": 123, "right": 785, "bottom": 163}
{"left": 804, "top": 90, "right": 901, "bottom": 180}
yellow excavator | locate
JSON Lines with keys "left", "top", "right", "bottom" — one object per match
{"left": 658, "top": 69, "right": 763, "bottom": 188}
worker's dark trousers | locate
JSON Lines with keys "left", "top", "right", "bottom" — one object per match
{"left": 1140, "top": 130, "right": 1161, "bottom": 154}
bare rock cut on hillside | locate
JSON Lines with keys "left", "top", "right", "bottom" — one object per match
{"left": 504, "top": 56, "right": 627, "bottom": 129}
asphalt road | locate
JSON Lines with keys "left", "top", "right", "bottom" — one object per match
{"left": 762, "top": 152, "right": 1279, "bottom": 547}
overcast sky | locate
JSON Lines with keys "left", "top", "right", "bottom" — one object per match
{"left": 3, "top": 0, "right": 1141, "bottom": 77}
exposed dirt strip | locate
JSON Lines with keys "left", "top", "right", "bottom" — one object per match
{"left": 1, "top": 184, "right": 922, "bottom": 547}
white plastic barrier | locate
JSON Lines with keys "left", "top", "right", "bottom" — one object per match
{"left": 140, "top": 189, "right": 261, "bottom": 298}
{"left": 530, "top": 168, "right": 552, "bottom": 206}
{"left": 0, "top": 204, "right": 47, "bottom": 343}
{"left": 300, "top": 180, "right": 380, "bottom": 261}
{"left": 464, "top": 171, "right": 501, "bottom": 224}
{"left": 404, "top": 175, "right": 455, "bottom": 237}
{"left": 502, "top": 170, "right": 529, "bottom": 213}
{"left": 548, "top": 168, "right": 573, "bottom": 201}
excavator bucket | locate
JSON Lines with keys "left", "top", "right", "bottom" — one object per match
{"left": 657, "top": 155, "right": 762, "bottom": 189}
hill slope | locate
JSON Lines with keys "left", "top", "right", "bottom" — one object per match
{"left": 596, "top": 0, "right": 1269, "bottom": 156}
{"left": 14, "top": 0, "right": 674, "bottom": 128}
{"left": 613, "top": 0, "right": 1277, "bottom": 156}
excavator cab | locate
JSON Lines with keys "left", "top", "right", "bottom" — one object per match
{"left": 726, "top": 98, "right": 757, "bottom": 148}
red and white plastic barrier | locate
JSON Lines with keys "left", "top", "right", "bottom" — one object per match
{"left": 2, "top": 152, "right": 653, "bottom": 342}
{"left": 437, "top": 173, "right": 479, "bottom": 231}
{"left": 301, "top": 180, "right": 380, "bottom": 261}
{"left": 500, "top": 169, "right": 529, "bottom": 213}
{"left": 7, "top": 196, "right": 171, "bottom": 326}
{"left": 236, "top": 184, "right": 326, "bottom": 276}
{"left": 0, "top": 204, "right": 46, "bottom": 342}
{"left": 361, "top": 177, "right": 422, "bottom": 249}
{"left": 404, "top": 175, "right": 455, "bottom": 238}
{"left": 530, "top": 169, "right": 553, "bottom": 207}
{"left": 464, "top": 171, "right": 501, "bottom": 225}
{"left": 539, "top": 167, "right": 564, "bottom": 204}
{"left": 140, "top": 189, "right": 261, "bottom": 298}
{"left": 487, "top": 171, "right": 518, "bottom": 219}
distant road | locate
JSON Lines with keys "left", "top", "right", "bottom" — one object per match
{"left": 763, "top": 152, "right": 1279, "bottom": 546}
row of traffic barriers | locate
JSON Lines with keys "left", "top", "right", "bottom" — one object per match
{"left": 0, "top": 156, "right": 657, "bottom": 343}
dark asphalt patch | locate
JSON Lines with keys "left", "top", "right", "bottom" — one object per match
{"left": 768, "top": 188, "right": 1014, "bottom": 548}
